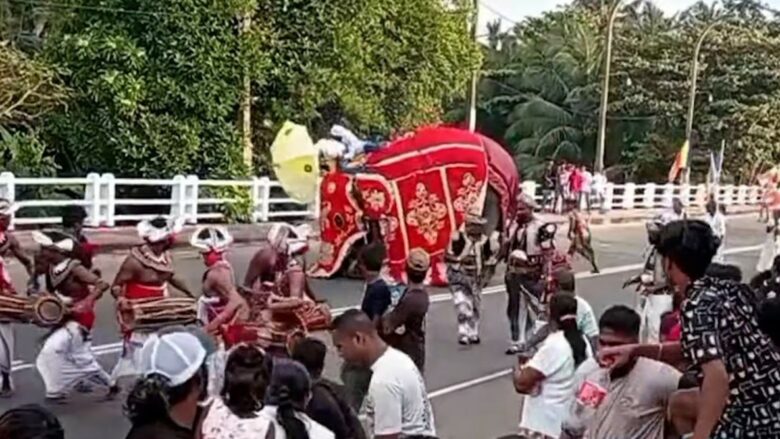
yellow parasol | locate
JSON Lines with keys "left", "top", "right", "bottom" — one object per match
{"left": 271, "top": 121, "right": 320, "bottom": 204}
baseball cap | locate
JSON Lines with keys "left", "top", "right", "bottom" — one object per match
{"left": 407, "top": 248, "right": 431, "bottom": 272}
{"left": 158, "top": 325, "right": 217, "bottom": 357}
{"left": 140, "top": 332, "right": 207, "bottom": 386}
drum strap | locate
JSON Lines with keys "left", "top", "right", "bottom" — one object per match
{"left": 48, "top": 259, "right": 81, "bottom": 290}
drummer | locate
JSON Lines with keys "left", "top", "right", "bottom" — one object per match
{"left": 109, "top": 217, "right": 194, "bottom": 385}
{"left": 243, "top": 223, "right": 330, "bottom": 354}
{"left": 190, "top": 226, "right": 249, "bottom": 334}
{"left": 243, "top": 222, "right": 293, "bottom": 291}
{"left": 0, "top": 199, "right": 33, "bottom": 396}
{"left": 31, "top": 230, "right": 117, "bottom": 402}
{"left": 273, "top": 228, "right": 330, "bottom": 328}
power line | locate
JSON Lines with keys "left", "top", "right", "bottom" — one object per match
{"left": 478, "top": 0, "right": 519, "bottom": 25}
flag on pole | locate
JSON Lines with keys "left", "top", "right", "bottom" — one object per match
{"left": 668, "top": 140, "right": 690, "bottom": 183}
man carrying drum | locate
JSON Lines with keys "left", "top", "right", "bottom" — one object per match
{"left": 109, "top": 217, "right": 194, "bottom": 384}
{"left": 0, "top": 199, "right": 33, "bottom": 396}
{"left": 32, "top": 230, "right": 117, "bottom": 402}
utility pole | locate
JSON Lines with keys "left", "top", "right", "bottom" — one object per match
{"left": 594, "top": 0, "right": 623, "bottom": 173}
{"left": 684, "top": 20, "right": 721, "bottom": 185}
{"left": 467, "top": 0, "right": 479, "bottom": 132}
{"left": 238, "top": 9, "right": 254, "bottom": 169}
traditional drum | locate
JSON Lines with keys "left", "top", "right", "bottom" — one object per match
{"left": 118, "top": 297, "right": 197, "bottom": 331}
{"left": 220, "top": 321, "right": 306, "bottom": 352}
{"left": 294, "top": 303, "right": 331, "bottom": 331}
{"left": 0, "top": 294, "right": 66, "bottom": 327}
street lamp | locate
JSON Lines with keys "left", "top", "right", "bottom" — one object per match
{"left": 684, "top": 2, "right": 744, "bottom": 183}
{"left": 595, "top": 0, "right": 624, "bottom": 173}
{"left": 467, "top": 0, "right": 479, "bottom": 132}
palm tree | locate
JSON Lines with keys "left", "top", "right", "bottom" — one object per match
{"left": 502, "top": 9, "right": 602, "bottom": 178}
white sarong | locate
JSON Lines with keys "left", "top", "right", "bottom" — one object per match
{"left": 638, "top": 294, "right": 673, "bottom": 343}
{"left": 36, "top": 321, "right": 111, "bottom": 397}
{"left": 0, "top": 323, "right": 13, "bottom": 375}
{"left": 110, "top": 330, "right": 153, "bottom": 384}
{"left": 757, "top": 234, "right": 780, "bottom": 273}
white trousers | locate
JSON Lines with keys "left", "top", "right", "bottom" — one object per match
{"left": 110, "top": 331, "right": 152, "bottom": 385}
{"left": 36, "top": 321, "right": 111, "bottom": 397}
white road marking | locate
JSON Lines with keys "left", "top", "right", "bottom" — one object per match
{"left": 429, "top": 368, "right": 512, "bottom": 399}
{"left": 9, "top": 243, "right": 765, "bottom": 380}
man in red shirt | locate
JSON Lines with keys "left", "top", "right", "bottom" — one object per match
{"left": 568, "top": 165, "right": 584, "bottom": 210}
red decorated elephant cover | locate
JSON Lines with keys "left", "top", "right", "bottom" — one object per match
{"left": 311, "top": 127, "right": 495, "bottom": 284}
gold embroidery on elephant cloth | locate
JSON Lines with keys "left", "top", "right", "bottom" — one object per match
{"left": 453, "top": 172, "right": 482, "bottom": 213}
{"left": 405, "top": 183, "right": 448, "bottom": 245}
{"left": 361, "top": 189, "right": 387, "bottom": 212}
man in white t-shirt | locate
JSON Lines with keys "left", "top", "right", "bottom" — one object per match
{"left": 332, "top": 309, "right": 436, "bottom": 439}
{"left": 579, "top": 166, "right": 593, "bottom": 212}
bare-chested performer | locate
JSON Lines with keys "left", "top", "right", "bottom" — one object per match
{"left": 0, "top": 199, "right": 33, "bottom": 396}
{"left": 29, "top": 206, "right": 97, "bottom": 296}
{"left": 32, "top": 230, "right": 117, "bottom": 402}
{"left": 190, "top": 226, "right": 249, "bottom": 334}
{"left": 243, "top": 223, "right": 330, "bottom": 354}
{"left": 109, "top": 217, "right": 193, "bottom": 384}
{"left": 567, "top": 205, "right": 599, "bottom": 273}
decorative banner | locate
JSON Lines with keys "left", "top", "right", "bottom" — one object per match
{"left": 668, "top": 140, "right": 689, "bottom": 183}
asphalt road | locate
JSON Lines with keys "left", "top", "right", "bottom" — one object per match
{"left": 0, "top": 214, "right": 769, "bottom": 439}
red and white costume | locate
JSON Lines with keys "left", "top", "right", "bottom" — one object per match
{"left": 110, "top": 218, "right": 182, "bottom": 383}
{"left": 0, "top": 199, "right": 18, "bottom": 385}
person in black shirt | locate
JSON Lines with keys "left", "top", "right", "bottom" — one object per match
{"left": 339, "top": 242, "right": 390, "bottom": 411}
{"left": 601, "top": 220, "right": 780, "bottom": 439}
{"left": 0, "top": 404, "right": 64, "bottom": 439}
{"left": 541, "top": 160, "right": 556, "bottom": 212}
{"left": 292, "top": 338, "right": 366, "bottom": 439}
{"left": 381, "top": 248, "right": 430, "bottom": 372}
{"left": 124, "top": 332, "right": 209, "bottom": 439}
{"left": 358, "top": 241, "right": 392, "bottom": 322}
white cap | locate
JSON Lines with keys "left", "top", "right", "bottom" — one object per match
{"left": 140, "top": 332, "right": 207, "bottom": 386}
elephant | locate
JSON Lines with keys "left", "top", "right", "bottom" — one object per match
{"left": 309, "top": 126, "right": 519, "bottom": 286}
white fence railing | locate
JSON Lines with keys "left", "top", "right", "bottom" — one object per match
{"left": 0, "top": 172, "right": 762, "bottom": 228}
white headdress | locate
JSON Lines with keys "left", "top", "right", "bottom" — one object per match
{"left": 0, "top": 199, "right": 18, "bottom": 216}
{"left": 32, "top": 230, "right": 75, "bottom": 253}
{"left": 137, "top": 217, "right": 184, "bottom": 243}
{"left": 267, "top": 222, "right": 311, "bottom": 255}
{"left": 189, "top": 226, "right": 233, "bottom": 252}
{"left": 316, "top": 139, "right": 347, "bottom": 160}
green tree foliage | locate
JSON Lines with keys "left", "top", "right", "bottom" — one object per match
{"left": 40, "top": 0, "right": 261, "bottom": 178}
{"left": 464, "top": 0, "right": 780, "bottom": 183}
{"left": 10, "top": 0, "right": 478, "bottom": 179}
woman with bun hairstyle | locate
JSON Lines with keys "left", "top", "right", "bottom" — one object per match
{"left": 513, "top": 293, "right": 591, "bottom": 439}
{"left": 259, "top": 359, "right": 334, "bottom": 439}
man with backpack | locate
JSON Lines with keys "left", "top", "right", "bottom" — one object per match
{"left": 292, "top": 338, "right": 366, "bottom": 439}
{"left": 381, "top": 249, "right": 431, "bottom": 373}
